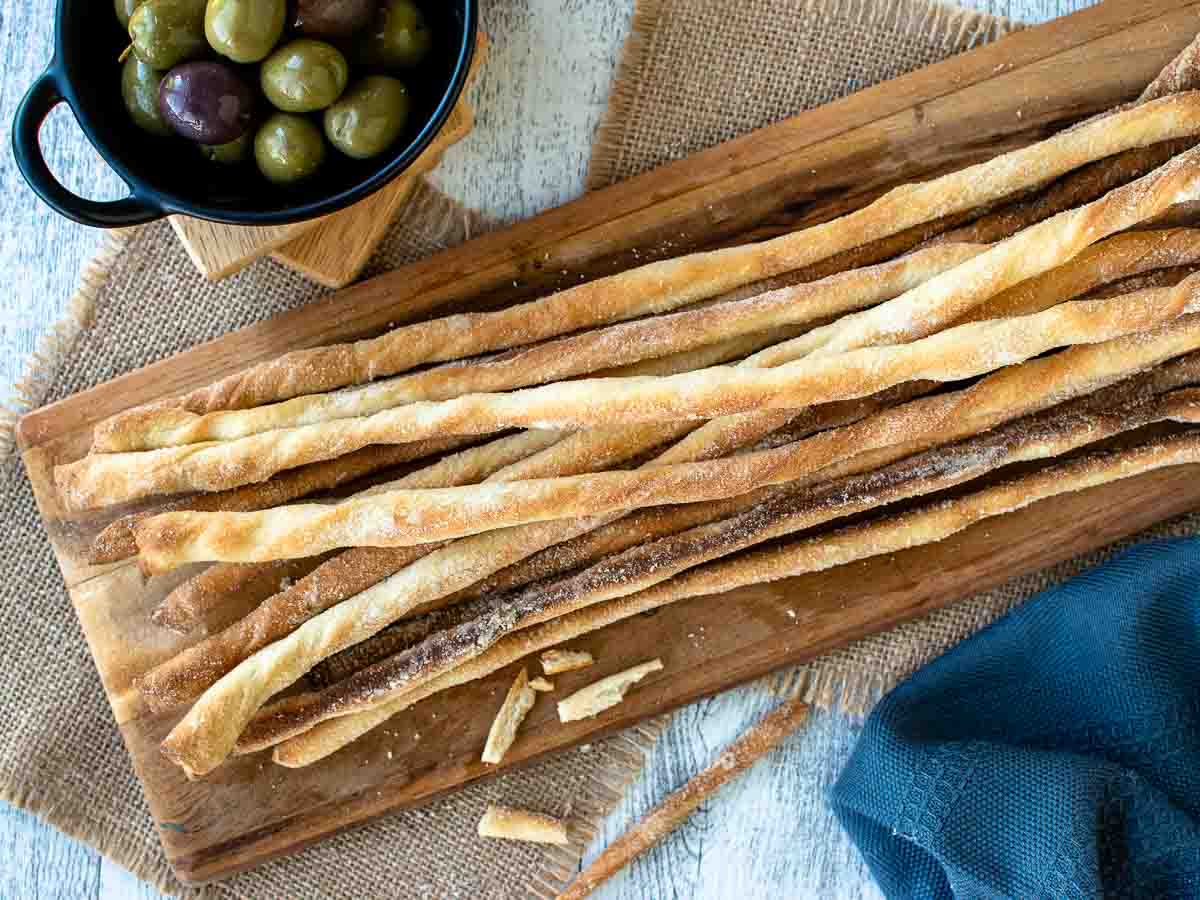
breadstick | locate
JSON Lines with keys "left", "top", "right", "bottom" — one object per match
{"left": 557, "top": 695, "right": 811, "bottom": 899}
{"left": 94, "top": 92, "right": 1200, "bottom": 443}
{"left": 933, "top": 140, "right": 1197, "bottom": 246}
{"left": 153, "top": 556, "right": 331, "bottom": 634}
{"left": 236, "top": 387, "right": 1200, "bottom": 753}
{"left": 149, "top": 429, "right": 560, "bottom": 630}
{"left": 136, "top": 336, "right": 784, "bottom": 710}
{"left": 133, "top": 275, "right": 1200, "bottom": 566}
{"left": 1142, "top": 33, "right": 1200, "bottom": 102}
{"left": 99, "top": 245, "right": 985, "bottom": 451}
{"left": 67, "top": 149, "right": 1200, "bottom": 512}
{"left": 86, "top": 438, "right": 470, "bottom": 565}
{"left": 953, "top": 228, "right": 1200, "bottom": 324}
{"left": 1081, "top": 264, "right": 1199, "bottom": 300}
{"left": 275, "top": 433, "right": 1200, "bottom": 767}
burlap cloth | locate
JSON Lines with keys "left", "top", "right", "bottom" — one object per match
{"left": 8, "top": 1, "right": 1196, "bottom": 897}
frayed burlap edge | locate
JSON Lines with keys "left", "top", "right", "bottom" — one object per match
{"left": 587, "top": 0, "right": 1019, "bottom": 190}
{"left": 0, "top": 229, "right": 132, "bottom": 460}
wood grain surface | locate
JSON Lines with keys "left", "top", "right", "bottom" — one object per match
{"left": 14, "top": 0, "right": 1192, "bottom": 887}
{"left": 0, "top": 2, "right": 1103, "bottom": 899}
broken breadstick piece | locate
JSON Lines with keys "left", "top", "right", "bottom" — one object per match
{"left": 529, "top": 677, "right": 555, "bottom": 692}
{"left": 477, "top": 804, "right": 569, "bottom": 845}
{"left": 557, "top": 659, "right": 664, "bottom": 723}
{"left": 481, "top": 668, "right": 537, "bottom": 765}
{"left": 541, "top": 649, "right": 595, "bottom": 675}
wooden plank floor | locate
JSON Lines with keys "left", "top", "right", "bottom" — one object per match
{"left": 0, "top": 1, "right": 1091, "bottom": 897}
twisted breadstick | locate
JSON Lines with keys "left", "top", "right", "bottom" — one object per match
{"left": 133, "top": 274, "right": 1200, "bottom": 566}
{"left": 150, "top": 429, "right": 561, "bottom": 631}
{"left": 99, "top": 245, "right": 984, "bottom": 452}
{"left": 86, "top": 437, "right": 470, "bottom": 565}
{"left": 90, "top": 93, "right": 1200, "bottom": 452}
{"left": 234, "top": 390, "right": 1200, "bottom": 752}
{"left": 62, "top": 147, "right": 1200, "bottom": 512}
{"left": 273, "top": 432, "right": 1200, "bottom": 766}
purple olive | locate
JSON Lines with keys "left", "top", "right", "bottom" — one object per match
{"left": 158, "top": 61, "right": 254, "bottom": 144}
{"left": 293, "top": 0, "right": 376, "bottom": 37}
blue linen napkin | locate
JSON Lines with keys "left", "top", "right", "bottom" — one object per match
{"left": 829, "top": 537, "right": 1200, "bottom": 900}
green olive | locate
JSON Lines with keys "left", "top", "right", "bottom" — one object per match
{"left": 200, "top": 131, "right": 252, "bottom": 164}
{"left": 120, "top": 56, "right": 170, "bottom": 136}
{"left": 205, "top": 0, "right": 286, "bottom": 64}
{"left": 115, "top": 0, "right": 147, "bottom": 28}
{"left": 255, "top": 113, "right": 326, "bottom": 184}
{"left": 356, "top": 0, "right": 432, "bottom": 70}
{"left": 129, "top": 0, "right": 207, "bottom": 70}
{"left": 324, "top": 75, "right": 409, "bottom": 160}
{"left": 261, "top": 39, "right": 349, "bottom": 113}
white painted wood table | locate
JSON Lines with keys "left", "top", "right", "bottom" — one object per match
{"left": 0, "top": 1, "right": 1089, "bottom": 897}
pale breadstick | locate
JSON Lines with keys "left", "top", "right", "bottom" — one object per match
{"left": 275, "top": 433, "right": 1200, "bottom": 766}
{"left": 477, "top": 805, "right": 568, "bottom": 845}
{"left": 481, "top": 668, "right": 536, "bottom": 765}
{"left": 137, "top": 338, "right": 777, "bottom": 711}
{"left": 86, "top": 438, "right": 469, "bottom": 565}
{"left": 65, "top": 149, "right": 1200, "bottom": 511}
{"left": 236, "top": 388, "right": 1200, "bottom": 753}
{"left": 558, "top": 695, "right": 811, "bottom": 900}
{"left": 151, "top": 429, "right": 561, "bottom": 630}
{"left": 101, "top": 245, "right": 985, "bottom": 451}
{"left": 133, "top": 276, "right": 1200, "bottom": 566}
{"left": 541, "top": 650, "right": 594, "bottom": 675}
{"left": 557, "top": 660, "right": 663, "bottom": 722}
{"left": 95, "top": 92, "right": 1200, "bottom": 444}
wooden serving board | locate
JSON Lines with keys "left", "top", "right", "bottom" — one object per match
{"left": 16, "top": 0, "right": 1200, "bottom": 885}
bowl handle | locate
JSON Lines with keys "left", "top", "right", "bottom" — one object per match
{"left": 12, "top": 68, "right": 164, "bottom": 229}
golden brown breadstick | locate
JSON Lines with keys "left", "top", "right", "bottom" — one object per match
{"left": 953, "top": 228, "right": 1200, "bottom": 324}
{"left": 236, "top": 388, "right": 1200, "bottom": 753}
{"left": 1142, "top": 33, "right": 1200, "bottom": 102}
{"left": 558, "top": 695, "right": 811, "bottom": 899}
{"left": 86, "top": 438, "right": 470, "bottom": 565}
{"left": 133, "top": 276, "right": 1200, "bottom": 566}
{"left": 95, "top": 92, "right": 1200, "bottom": 443}
{"left": 934, "top": 140, "right": 1197, "bottom": 246}
{"left": 98, "top": 245, "right": 985, "bottom": 451}
{"left": 65, "top": 149, "right": 1200, "bottom": 512}
{"left": 275, "top": 433, "right": 1200, "bottom": 766}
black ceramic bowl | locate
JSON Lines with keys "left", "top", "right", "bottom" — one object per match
{"left": 13, "top": 0, "right": 477, "bottom": 228}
